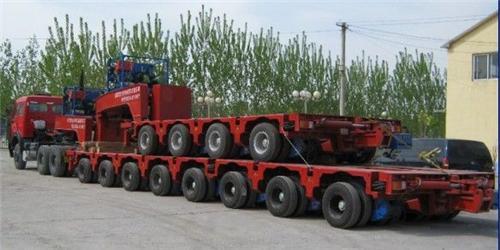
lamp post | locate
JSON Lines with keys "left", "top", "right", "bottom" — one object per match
{"left": 196, "top": 90, "right": 222, "bottom": 117}
{"left": 292, "top": 89, "right": 321, "bottom": 113}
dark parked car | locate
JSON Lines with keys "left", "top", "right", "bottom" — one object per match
{"left": 375, "top": 138, "right": 494, "bottom": 172}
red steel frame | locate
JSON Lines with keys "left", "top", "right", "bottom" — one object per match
{"left": 66, "top": 150, "right": 494, "bottom": 215}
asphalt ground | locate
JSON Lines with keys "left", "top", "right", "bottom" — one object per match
{"left": 0, "top": 149, "right": 497, "bottom": 250}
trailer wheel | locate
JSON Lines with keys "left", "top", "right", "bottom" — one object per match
{"left": 49, "top": 146, "right": 66, "bottom": 177}
{"left": 138, "top": 125, "right": 158, "bottom": 155}
{"left": 121, "top": 162, "right": 141, "bottom": 191}
{"left": 168, "top": 124, "right": 192, "bottom": 156}
{"left": 351, "top": 183, "right": 372, "bottom": 227}
{"left": 322, "top": 182, "right": 362, "bottom": 229}
{"left": 219, "top": 171, "right": 248, "bottom": 209}
{"left": 77, "top": 158, "right": 93, "bottom": 183}
{"left": 181, "top": 168, "right": 207, "bottom": 202}
{"left": 37, "top": 145, "right": 50, "bottom": 175}
{"left": 149, "top": 164, "right": 171, "bottom": 196}
{"left": 265, "top": 176, "right": 298, "bottom": 217}
{"left": 98, "top": 160, "right": 115, "bottom": 187}
{"left": 205, "top": 123, "right": 233, "bottom": 159}
{"left": 249, "top": 122, "right": 282, "bottom": 162}
{"left": 13, "top": 144, "right": 26, "bottom": 170}
{"left": 293, "top": 182, "right": 308, "bottom": 217}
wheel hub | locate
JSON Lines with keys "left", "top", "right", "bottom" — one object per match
{"left": 338, "top": 200, "right": 346, "bottom": 212}
{"left": 278, "top": 192, "right": 284, "bottom": 202}
{"left": 139, "top": 133, "right": 150, "bottom": 150}
{"left": 171, "top": 131, "right": 183, "bottom": 151}
{"left": 231, "top": 186, "right": 236, "bottom": 195}
{"left": 253, "top": 131, "right": 270, "bottom": 155}
{"left": 208, "top": 131, "right": 222, "bottom": 152}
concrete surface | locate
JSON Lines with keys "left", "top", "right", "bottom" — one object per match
{"left": 0, "top": 149, "right": 497, "bottom": 250}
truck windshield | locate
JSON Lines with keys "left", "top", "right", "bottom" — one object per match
{"left": 28, "top": 102, "right": 48, "bottom": 112}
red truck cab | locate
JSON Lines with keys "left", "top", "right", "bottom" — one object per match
{"left": 8, "top": 95, "right": 63, "bottom": 168}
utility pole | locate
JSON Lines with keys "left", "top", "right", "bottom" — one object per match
{"left": 336, "top": 22, "right": 347, "bottom": 116}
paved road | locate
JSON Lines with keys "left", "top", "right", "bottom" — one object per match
{"left": 0, "top": 149, "right": 497, "bottom": 250}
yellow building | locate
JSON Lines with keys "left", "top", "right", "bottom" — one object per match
{"left": 443, "top": 11, "right": 498, "bottom": 158}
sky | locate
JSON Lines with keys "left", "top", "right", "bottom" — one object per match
{"left": 0, "top": 0, "right": 497, "bottom": 69}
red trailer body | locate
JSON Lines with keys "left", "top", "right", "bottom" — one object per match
{"left": 9, "top": 56, "right": 494, "bottom": 229}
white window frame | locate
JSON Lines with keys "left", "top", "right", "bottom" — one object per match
{"left": 472, "top": 52, "right": 498, "bottom": 81}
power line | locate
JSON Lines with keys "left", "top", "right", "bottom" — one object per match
{"left": 350, "top": 25, "right": 445, "bottom": 41}
{"left": 351, "top": 17, "right": 485, "bottom": 26}
{"left": 350, "top": 25, "right": 497, "bottom": 45}
{"left": 347, "top": 14, "right": 489, "bottom": 25}
{"left": 350, "top": 29, "right": 447, "bottom": 52}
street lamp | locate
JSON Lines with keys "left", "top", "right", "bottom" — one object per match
{"left": 196, "top": 90, "right": 222, "bottom": 117}
{"left": 292, "top": 89, "right": 321, "bottom": 113}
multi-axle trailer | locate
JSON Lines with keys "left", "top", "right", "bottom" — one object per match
{"left": 9, "top": 54, "right": 495, "bottom": 229}
{"left": 56, "top": 149, "right": 492, "bottom": 229}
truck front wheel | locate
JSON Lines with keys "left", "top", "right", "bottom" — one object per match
{"left": 13, "top": 144, "right": 26, "bottom": 170}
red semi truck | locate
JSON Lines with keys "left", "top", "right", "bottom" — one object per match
{"left": 7, "top": 55, "right": 494, "bottom": 229}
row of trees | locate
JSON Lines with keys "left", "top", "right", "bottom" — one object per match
{"left": 0, "top": 6, "right": 446, "bottom": 137}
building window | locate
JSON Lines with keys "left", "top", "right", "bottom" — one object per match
{"left": 473, "top": 52, "right": 498, "bottom": 80}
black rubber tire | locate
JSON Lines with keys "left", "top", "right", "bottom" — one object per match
{"left": 37, "top": 145, "right": 50, "bottom": 175}
{"left": 265, "top": 176, "right": 298, "bottom": 217}
{"left": 13, "top": 143, "right": 26, "bottom": 170}
{"left": 149, "top": 164, "right": 172, "bottom": 196}
{"left": 168, "top": 124, "right": 192, "bottom": 156}
{"left": 77, "top": 158, "right": 93, "bottom": 183}
{"left": 98, "top": 160, "right": 115, "bottom": 187}
{"left": 351, "top": 182, "right": 373, "bottom": 227}
{"left": 322, "top": 182, "right": 362, "bottom": 229}
{"left": 205, "top": 123, "right": 233, "bottom": 159}
{"left": 181, "top": 168, "right": 207, "bottom": 202}
{"left": 138, "top": 125, "right": 158, "bottom": 155}
{"left": 121, "top": 162, "right": 141, "bottom": 191}
{"left": 49, "top": 146, "right": 66, "bottom": 177}
{"left": 293, "top": 182, "right": 308, "bottom": 217}
{"left": 249, "top": 122, "right": 282, "bottom": 162}
{"left": 219, "top": 171, "right": 249, "bottom": 209}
